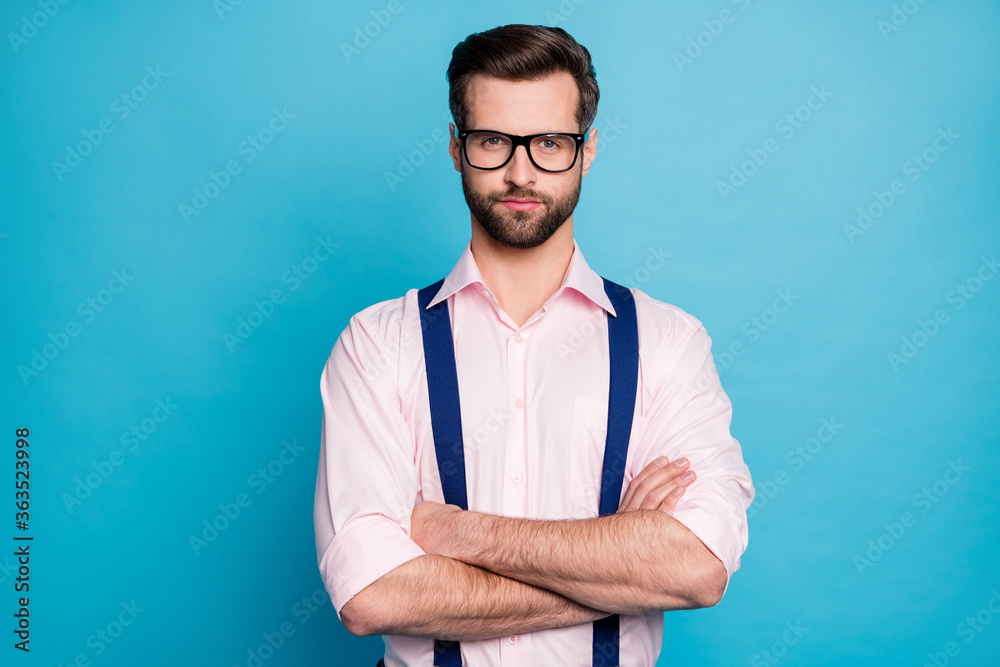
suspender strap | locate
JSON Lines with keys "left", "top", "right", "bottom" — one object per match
{"left": 597, "top": 276, "right": 639, "bottom": 515}
{"left": 417, "top": 276, "right": 639, "bottom": 667}
{"left": 593, "top": 276, "right": 639, "bottom": 667}
{"left": 419, "top": 279, "right": 469, "bottom": 512}
{"left": 418, "top": 279, "right": 466, "bottom": 667}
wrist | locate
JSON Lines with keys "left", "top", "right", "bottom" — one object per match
{"left": 562, "top": 598, "right": 611, "bottom": 626}
{"left": 450, "top": 509, "right": 491, "bottom": 565}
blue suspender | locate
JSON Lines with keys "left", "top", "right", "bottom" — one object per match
{"left": 418, "top": 278, "right": 468, "bottom": 667}
{"left": 417, "top": 276, "right": 638, "bottom": 667}
{"left": 592, "top": 277, "right": 639, "bottom": 667}
{"left": 419, "top": 278, "right": 470, "bottom": 515}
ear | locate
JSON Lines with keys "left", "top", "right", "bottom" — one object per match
{"left": 449, "top": 123, "right": 462, "bottom": 172}
{"left": 580, "top": 127, "right": 598, "bottom": 177}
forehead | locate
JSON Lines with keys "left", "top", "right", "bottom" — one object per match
{"left": 464, "top": 71, "right": 579, "bottom": 134}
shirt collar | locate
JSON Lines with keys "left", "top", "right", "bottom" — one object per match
{"left": 425, "top": 238, "right": 617, "bottom": 317}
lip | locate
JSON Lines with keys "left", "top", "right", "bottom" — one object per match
{"left": 501, "top": 198, "right": 541, "bottom": 211}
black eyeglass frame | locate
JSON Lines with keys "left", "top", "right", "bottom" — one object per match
{"left": 456, "top": 128, "right": 592, "bottom": 173}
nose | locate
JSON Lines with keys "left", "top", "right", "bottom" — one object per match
{"left": 504, "top": 144, "right": 537, "bottom": 188}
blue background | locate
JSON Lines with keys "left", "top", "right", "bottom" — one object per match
{"left": 2, "top": 1, "right": 999, "bottom": 665}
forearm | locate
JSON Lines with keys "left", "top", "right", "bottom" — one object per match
{"left": 342, "top": 553, "right": 610, "bottom": 640}
{"left": 448, "top": 509, "right": 725, "bottom": 615}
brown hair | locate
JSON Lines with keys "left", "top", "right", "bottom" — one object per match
{"left": 447, "top": 24, "right": 599, "bottom": 135}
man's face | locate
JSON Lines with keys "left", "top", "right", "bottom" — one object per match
{"left": 449, "top": 71, "right": 596, "bottom": 249}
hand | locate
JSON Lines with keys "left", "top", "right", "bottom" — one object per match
{"left": 617, "top": 456, "right": 696, "bottom": 514}
{"left": 410, "top": 500, "right": 463, "bottom": 557}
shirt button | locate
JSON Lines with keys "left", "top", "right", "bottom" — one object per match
{"left": 515, "top": 398, "right": 524, "bottom": 409}
{"left": 508, "top": 635, "right": 518, "bottom": 645}
{"left": 512, "top": 473, "right": 522, "bottom": 484}
{"left": 514, "top": 333, "right": 523, "bottom": 343}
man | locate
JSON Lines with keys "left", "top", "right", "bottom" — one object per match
{"left": 314, "top": 24, "right": 754, "bottom": 667}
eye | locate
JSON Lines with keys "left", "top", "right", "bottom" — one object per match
{"left": 476, "top": 133, "right": 510, "bottom": 149}
{"left": 532, "top": 135, "right": 568, "bottom": 153}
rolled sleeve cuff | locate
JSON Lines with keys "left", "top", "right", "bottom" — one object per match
{"left": 667, "top": 492, "right": 746, "bottom": 599}
{"left": 319, "top": 513, "right": 427, "bottom": 619}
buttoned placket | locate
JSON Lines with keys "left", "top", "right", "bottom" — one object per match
{"left": 473, "top": 282, "right": 563, "bottom": 662}
{"left": 501, "top": 324, "right": 530, "bottom": 661}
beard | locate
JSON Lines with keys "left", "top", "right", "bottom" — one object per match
{"left": 461, "top": 165, "right": 582, "bottom": 249}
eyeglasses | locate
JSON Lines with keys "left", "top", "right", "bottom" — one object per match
{"left": 456, "top": 128, "right": 591, "bottom": 173}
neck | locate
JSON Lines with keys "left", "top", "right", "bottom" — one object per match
{"left": 469, "top": 220, "right": 575, "bottom": 328}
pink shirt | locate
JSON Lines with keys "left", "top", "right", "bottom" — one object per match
{"left": 313, "top": 239, "right": 754, "bottom": 667}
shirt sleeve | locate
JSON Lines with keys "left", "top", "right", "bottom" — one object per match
{"left": 313, "top": 309, "right": 427, "bottom": 621}
{"left": 631, "top": 308, "right": 755, "bottom": 599}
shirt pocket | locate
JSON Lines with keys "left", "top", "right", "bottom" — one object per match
{"left": 567, "top": 396, "right": 608, "bottom": 517}
{"left": 567, "top": 395, "right": 649, "bottom": 518}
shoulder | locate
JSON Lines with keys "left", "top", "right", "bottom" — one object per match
{"left": 621, "top": 285, "right": 717, "bottom": 380}
{"left": 329, "top": 289, "right": 423, "bottom": 364}
{"left": 624, "top": 286, "right": 722, "bottom": 406}
{"left": 628, "top": 285, "right": 710, "bottom": 343}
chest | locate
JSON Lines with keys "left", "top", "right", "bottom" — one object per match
{"left": 398, "top": 293, "right": 648, "bottom": 520}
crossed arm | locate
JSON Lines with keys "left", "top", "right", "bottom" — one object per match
{"left": 340, "top": 456, "right": 728, "bottom": 639}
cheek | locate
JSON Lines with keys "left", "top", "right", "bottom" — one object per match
{"left": 466, "top": 175, "right": 504, "bottom": 198}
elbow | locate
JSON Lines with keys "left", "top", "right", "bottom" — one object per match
{"left": 687, "top": 555, "right": 728, "bottom": 609}
{"left": 340, "top": 590, "right": 381, "bottom": 637}
{"left": 644, "top": 558, "right": 727, "bottom": 613}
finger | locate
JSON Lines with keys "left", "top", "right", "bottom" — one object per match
{"left": 635, "top": 467, "right": 695, "bottom": 511}
{"left": 640, "top": 468, "right": 697, "bottom": 512}
{"left": 619, "top": 456, "right": 674, "bottom": 510}
{"left": 621, "top": 459, "right": 692, "bottom": 512}
{"left": 655, "top": 484, "right": 687, "bottom": 513}
{"left": 656, "top": 469, "right": 698, "bottom": 513}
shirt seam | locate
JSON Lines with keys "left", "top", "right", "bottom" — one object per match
{"left": 354, "top": 307, "right": 403, "bottom": 409}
